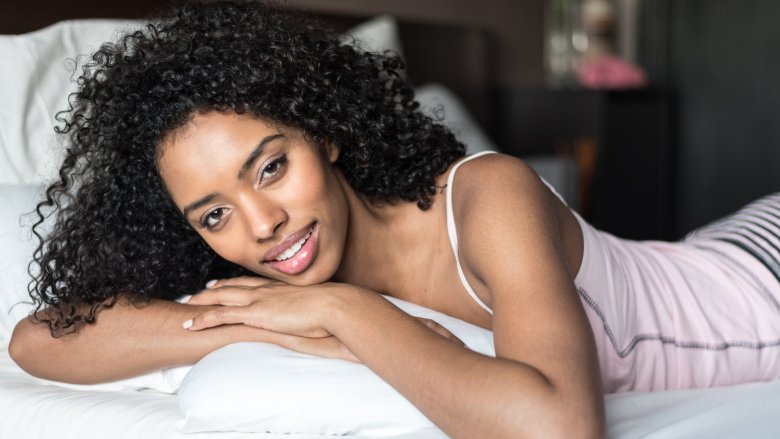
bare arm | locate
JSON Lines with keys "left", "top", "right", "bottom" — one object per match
{"left": 330, "top": 157, "right": 603, "bottom": 437}
{"left": 9, "top": 296, "right": 349, "bottom": 384}
{"left": 329, "top": 292, "right": 601, "bottom": 438}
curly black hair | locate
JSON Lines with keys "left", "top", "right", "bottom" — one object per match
{"left": 29, "top": 0, "right": 466, "bottom": 335}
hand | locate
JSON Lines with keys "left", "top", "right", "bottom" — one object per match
{"left": 252, "top": 331, "right": 359, "bottom": 363}
{"left": 188, "top": 277, "right": 359, "bottom": 361}
{"left": 185, "top": 276, "right": 466, "bottom": 352}
{"left": 415, "top": 317, "right": 466, "bottom": 347}
{"left": 185, "top": 279, "right": 349, "bottom": 338}
{"left": 202, "top": 275, "right": 279, "bottom": 289}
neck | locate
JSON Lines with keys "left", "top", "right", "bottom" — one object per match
{"left": 331, "top": 172, "right": 424, "bottom": 294}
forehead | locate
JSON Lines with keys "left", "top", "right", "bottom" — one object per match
{"left": 162, "top": 111, "right": 279, "bottom": 157}
{"left": 157, "top": 112, "right": 281, "bottom": 202}
{"left": 160, "top": 111, "right": 280, "bottom": 169}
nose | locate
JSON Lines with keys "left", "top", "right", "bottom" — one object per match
{"left": 238, "top": 193, "right": 287, "bottom": 242}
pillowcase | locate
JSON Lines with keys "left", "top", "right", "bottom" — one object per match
{"left": 0, "top": 184, "right": 48, "bottom": 344}
{"left": 415, "top": 83, "right": 500, "bottom": 155}
{"left": 0, "top": 19, "right": 144, "bottom": 184}
{"left": 178, "top": 296, "right": 494, "bottom": 436}
{"left": 341, "top": 15, "right": 405, "bottom": 60}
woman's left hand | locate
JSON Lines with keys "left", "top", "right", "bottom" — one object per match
{"left": 184, "top": 280, "right": 347, "bottom": 339}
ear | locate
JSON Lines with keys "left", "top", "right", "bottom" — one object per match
{"left": 324, "top": 142, "right": 340, "bottom": 163}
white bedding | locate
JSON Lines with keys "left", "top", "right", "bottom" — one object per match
{"left": 605, "top": 379, "right": 780, "bottom": 438}
{"left": 3, "top": 344, "right": 780, "bottom": 438}
{"left": 0, "top": 346, "right": 448, "bottom": 439}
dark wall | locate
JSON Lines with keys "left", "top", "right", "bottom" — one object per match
{"left": 659, "top": 1, "right": 780, "bottom": 234}
{"left": 0, "top": 0, "right": 174, "bottom": 32}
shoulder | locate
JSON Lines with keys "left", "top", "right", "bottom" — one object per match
{"left": 448, "top": 153, "right": 555, "bottom": 226}
{"left": 448, "top": 153, "right": 567, "bottom": 290}
{"left": 446, "top": 155, "right": 602, "bottom": 415}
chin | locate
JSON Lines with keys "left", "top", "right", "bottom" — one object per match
{"left": 284, "top": 259, "right": 339, "bottom": 285}
{"left": 246, "top": 260, "right": 334, "bottom": 286}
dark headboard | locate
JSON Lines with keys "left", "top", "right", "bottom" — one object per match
{"left": 0, "top": 0, "right": 494, "bottom": 129}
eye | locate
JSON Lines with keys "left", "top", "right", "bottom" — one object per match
{"left": 258, "top": 154, "right": 288, "bottom": 184}
{"left": 199, "top": 207, "right": 227, "bottom": 230}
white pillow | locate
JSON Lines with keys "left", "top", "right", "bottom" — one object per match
{"left": 342, "top": 15, "right": 404, "bottom": 60}
{"left": 0, "top": 184, "right": 43, "bottom": 343}
{"left": 415, "top": 83, "right": 500, "bottom": 155}
{"left": 178, "top": 296, "right": 494, "bottom": 436}
{"left": 0, "top": 19, "right": 144, "bottom": 184}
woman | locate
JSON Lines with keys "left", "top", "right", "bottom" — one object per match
{"left": 9, "top": 1, "right": 780, "bottom": 437}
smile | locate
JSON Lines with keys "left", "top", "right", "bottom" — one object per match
{"left": 263, "top": 222, "right": 318, "bottom": 275}
{"left": 273, "top": 229, "right": 312, "bottom": 261}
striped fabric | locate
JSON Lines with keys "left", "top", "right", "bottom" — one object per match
{"left": 685, "top": 192, "right": 780, "bottom": 285}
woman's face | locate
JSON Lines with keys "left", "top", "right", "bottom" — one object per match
{"left": 158, "top": 111, "right": 349, "bottom": 286}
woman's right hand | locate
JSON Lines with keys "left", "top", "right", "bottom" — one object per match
{"left": 202, "top": 275, "right": 278, "bottom": 289}
{"left": 255, "top": 330, "right": 359, "bottom": 362}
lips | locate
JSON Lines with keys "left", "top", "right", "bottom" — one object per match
{"left": 262, "top": 222, "right": 318, "bottom": 275}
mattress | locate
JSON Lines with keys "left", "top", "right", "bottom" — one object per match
{"left": 3, "top": 344, "right": 780, "bottom": 438}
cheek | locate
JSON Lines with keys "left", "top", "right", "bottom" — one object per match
{"left": 286, "top": 158, "right": 338, "bottom": 210}
{"left": 200, "top": 228, "right": 251, "bottom": 266}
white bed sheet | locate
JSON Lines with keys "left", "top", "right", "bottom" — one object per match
{"left": 3, "top": 344, "right": 780, "bottom": 438}
{"left": 0, "top": 347, "right": 446, "bottom": 439}
{"left": 605, "top": 377, "right": 780, "bottom": 438}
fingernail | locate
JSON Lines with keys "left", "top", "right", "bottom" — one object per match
{"left": 183, "top": 319, "right": 193, "bottom": 330}
{"left": 205, "top": 279, "right": 217, "bottom": 288}
{"left": 177, "top": 294, "right": 193, "bottom": 304}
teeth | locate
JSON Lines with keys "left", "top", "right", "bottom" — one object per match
{"left": 274, "top": 230, "right": 311, "bottom": 262}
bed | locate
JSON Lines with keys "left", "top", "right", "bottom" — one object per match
{"left": 2, "top": 4, "right": 780, "bottom": 439}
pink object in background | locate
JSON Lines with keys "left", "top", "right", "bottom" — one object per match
{"left": 577, "top": 54, "right": 647, "bottom": 89}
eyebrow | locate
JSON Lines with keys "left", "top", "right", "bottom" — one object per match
{"left": 183, "top": 193, "right": 218, "bottom": 219}
{"left": 237, "top": 133, "right": 285, "bottom": 180}
{"left": 181, "top": 133, "right": 285, "bottom": 220}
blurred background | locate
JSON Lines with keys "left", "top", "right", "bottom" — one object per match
{"left": 2, "top": 0, "right": 779, "bottom": 241}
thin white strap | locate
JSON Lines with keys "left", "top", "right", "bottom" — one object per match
{"left": 445, "top": 151, "right": 495, "bottom": 315}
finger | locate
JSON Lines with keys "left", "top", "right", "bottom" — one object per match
{"left": 282, "top": 336, "right": 360, "bottom": 363}
{"left": 207, "top": 276, "right": 277, "bottom": 289}
{"left": 184, "top": 305, "right": 263, "bottom": 331}
{"left": 187, "top": 286, "right": 265, "bottom": 306}
{"left": 419, "top": 318, "right": 466, "bottom": 346}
